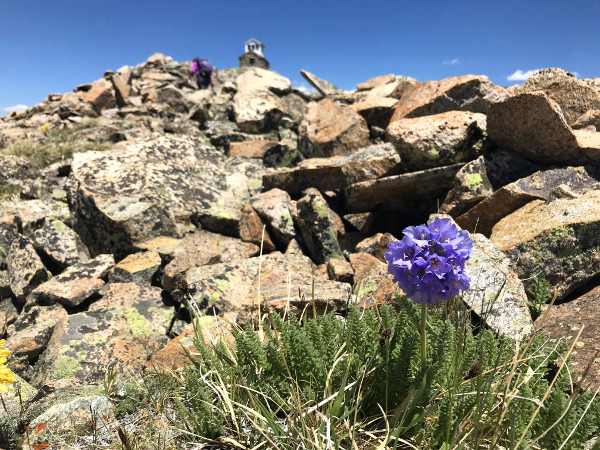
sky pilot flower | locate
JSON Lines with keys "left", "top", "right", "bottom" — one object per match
{"left": 385, "top": 217, "right": 473, "bottom": 304}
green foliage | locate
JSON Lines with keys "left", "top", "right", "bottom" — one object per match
{"left": 3, "top": 121, "right": 110, "bottom": 169}
{"left": 528, "top": 273, "right": 551, "bottom": 320}
{"left": 107, "top": 296, "right": 600, "bottom": 449}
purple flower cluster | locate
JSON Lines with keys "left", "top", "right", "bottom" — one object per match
{"left": 384, "top": 217, "right": 473, "bottom": 304}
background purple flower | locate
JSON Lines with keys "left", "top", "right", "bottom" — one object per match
{"left": 384, "top": 217, "right": 473, "bottom": 304}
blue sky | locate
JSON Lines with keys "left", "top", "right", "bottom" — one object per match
{"left": 1, "top": 0, "right": 597, "bottom": 115}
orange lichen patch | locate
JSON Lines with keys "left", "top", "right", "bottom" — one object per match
{"left": 33, "top": 444, "right": 50, "bottom": 450}
{"left": 102, "top": 414, "right": 110, "bottom": 422}
{"left": 35, "top": 422, "right": 46, "bottom": 434}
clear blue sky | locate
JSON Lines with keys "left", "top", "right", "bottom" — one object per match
{"left": 1, "top": 0, "right": 597, "bottom": 115}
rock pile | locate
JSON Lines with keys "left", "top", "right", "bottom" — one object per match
{"left": 3, "top": 57, "right": 600, "bottom": 442}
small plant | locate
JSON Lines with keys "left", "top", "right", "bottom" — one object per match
{"left": 528, "top": 272, "right": 551, "bottom": 320}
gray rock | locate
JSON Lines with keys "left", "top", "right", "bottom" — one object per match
{"left": 0, "top": 222, "right": 18, "bottom": 269}
{"left": 387, "top": 111, "right": 487, "bottom": 171}
{"left": 27, "top": 396, "right": 115, "bottom": 446}
{"left": 249, "top": 189, "right": 297, "bottom": 248}
{"left": 6, "top": 237, "right": 50, "bottom": 302}
{"left": 31, "top": 219, "right": 90, "bottom": 273}
{"left": 0, "top": 199, "right": 70, "bottom": 235}
{"left": 295, "top": 189, "right": 344, "bottom": 264}
{"left": 463, "top": 233, "right": 533, "bottom": 340}
{"left": 69, "top": 135, "right": 266, "bottom": 260}
{"left": 355, "top": 233, "right": 397, "bottom": 262}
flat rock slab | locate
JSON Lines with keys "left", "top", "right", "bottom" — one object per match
{"left": 110, "top": 250, "right": 162, "bottom": 284}
{"left": 389, "top": 75, "right": 507, "bottom": 122}
{"left": 6, "top": 237, "right": 49, "bottom": 302}
{"left": 263, "top": 143, "right": 400, "bottom": 194}
{"left": 30, "top": 254, "right": 114, "bottom": 307}
{"left": 241, "top": 279, "right": 352, "bottom": 320}
{"left": 490, "top": 191, "right": 600, "bottom": 300}
{"left": 27, "top": 396, "right": 115, "bottom": 446}
{"left": 536, "top": 285, "right": 600, "bottom": 388}
{"left": 70, "top": 135, "right": 265, "bottom": 259}
{"left": 387, "top": 111, "right": 486, "bottom": 171}
{"left": 463, "top": 233, "right": 533, "bottom": 340}
{"left": 487, "top": 92, "right": 600, "bottom": 165}
{"left": 457, "top": 166, "right": 600, "bottom": 236}
{"left": 162, "top": 231, "right": 259, "bottom": 290}
{"left": 0, "top": 199, "right": 69, "bottom": 235}
{"left": 344, "top": 163, "right": 464, "bottom": 212}
{"left": 229, "top": 140, "right": 279, "bottom": 158}
{"left": 32, "top": 298, "right": 172, "bottom": 388}
{"left": 31, "top": 219, "right": 90, "bottom": 272}
{"left": 301, "top": 70, "right": 345, "bottom": 96}
{"left": 185, "top": 252, "right": 328, "bottom": 316}
{"left": 299, "top": 99, "right": 370, "bottom": 157}
{"left": 440, "top": 151, "right": 542, "bottom": 218}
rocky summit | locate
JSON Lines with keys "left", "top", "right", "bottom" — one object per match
{"left": 2, "top": 55, "right": 600, "bottom": 445}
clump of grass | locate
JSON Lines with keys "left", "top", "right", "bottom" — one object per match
{"left": 3, "top": 122, "right": 110, "bottom": 169}
{"left": 105, "top": 295, "right": 600, "bottom": 450}
{"left": 0, "top": 184, "right": 21, "bottom": 201}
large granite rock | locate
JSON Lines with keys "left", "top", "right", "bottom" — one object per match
{"left": 440, "top": 151, "right": 541, "bottom": 217}
{"left": 463, "top": 233, "right": 533, "bottom": 340}
{"left": 513, "top": 68, "right": 600, "bottom": 126}
{"left": 69, "top": 135, "right": 265, "bottom": 260}
{"left": 489, "top": 191, "right": 600, "bottom": 300}
{"left": 32, "top": 284, "right": 174, "bottom": 388}
{"left": 487, "top": 92, "right": 600, "bottom": 165}
{"left": 233, "top": 68, "right": 306, "bottom": 133}
{"left": 109, "top": 250, "right": 162, "bottom": 284}
{"left": 457, "top": 166, "right": 600, "bottom": 236}
{"left": 263, "top": 143, "right": 400, "bottom": 194}
{"left": 387, "top": 111, "right": 487, "bottom": 170}
{"left": 389, "top": 75, "right": 508, "bottom": 123}
{"left": 350, "top": 252, "right": 399, "bottom": 308}
{"left": 239, "top": 204, "right": 276, "bottom": 252}
{"left": 184, "top": 252, "right": 328, "bottom": 316}
{"left": 299, "top": 99, "right": 370, "bottom": 157}
{"left": 536, "top": 285, "right": 600, "bottom": 387}
{"left": 355, "top": 76, "right": 419, "bottom": 102}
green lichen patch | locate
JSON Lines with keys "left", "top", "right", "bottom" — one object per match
{"left": 54, "top": 355, "right": 81, "bottom": 379}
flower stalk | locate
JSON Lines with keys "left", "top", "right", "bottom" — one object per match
{"left": 420, "top": 303, "right": 427, "bottom": 368}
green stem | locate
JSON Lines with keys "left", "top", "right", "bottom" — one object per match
{"left": 420, "top": 303, "right": 427, "bottom": 369}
